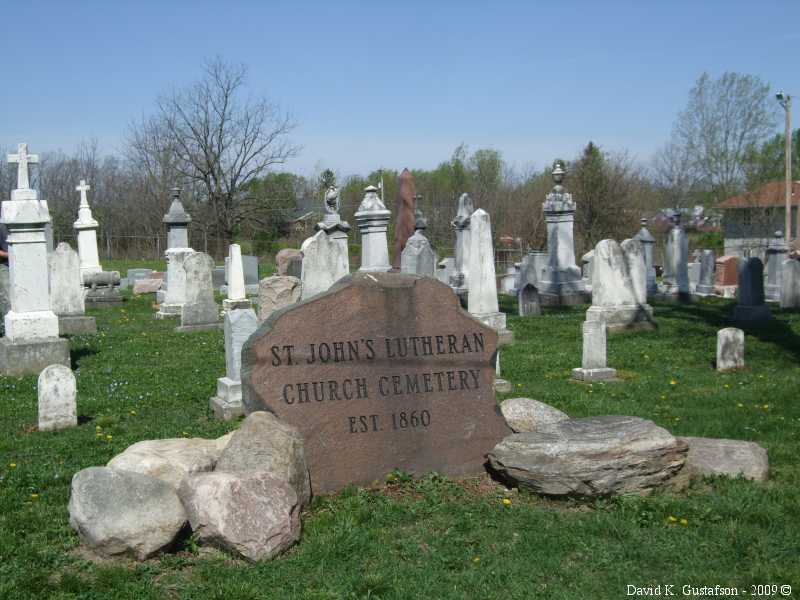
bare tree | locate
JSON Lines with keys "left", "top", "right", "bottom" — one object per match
{"left": 665, "top": 72, "right": 777, "bottom": 204}
{"left": 129, "top": 57, "right": 299, "bottom": 244}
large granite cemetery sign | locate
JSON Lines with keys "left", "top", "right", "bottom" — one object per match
{"left": 241, "top": 273, "right": 510, "bottom": 493}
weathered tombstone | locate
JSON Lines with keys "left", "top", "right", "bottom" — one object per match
{"left": 538, "top": 161, "right": 586, "bottom": 304}
{"left": 73, "top": 180, "right": 102, "bottom": 279}
{"left": 688, "top": 262, "right": 701, "bottom": 293}
{"left": 661, "top": 212, "right": 689, "bottom": 300}
{"left": 499, "top": 264, "right": 516, "bottom": 295}
{"left": 84, "top": 270, "right": 123, "bottom": 309}
{"left": 732, "top": 258, "right": 772, "bottom": 323}
{"left": 400, "top": 211, "right": 436, "bottom": 277}
{"left": 716, "top": 328, "right": 744, "bottom": 371}
{"left": 127, "top": 268, "right": 154, "bottom": 285}
{"left": 695, "top": 250, "right": 716, "bottom": 295}
{"left": 518, "top": 283, "right": 541, "bottom": 316}
{"left": 355, "top": 186, "right": 391, "bottom": 273}
{"left": 157, "top": 188, "right": 193, "bottom": 319}
{"left": 467, "top": 209, "right": 512, "bottom": 344}
{"left": 49, "top": 243, "right": 96, "bottom": 335}
{"left": 38, "top": 364, "right": 77, "bottom": 431}
{"left": 572, "top": 320, "right": 616, "bottom": 382}
{"left": 634, "top": 217, "right": 657, "bottom": 296}
{"left": 714, "top": 255, "right": 738, "bottom": 295}
{"left": 210, "top": 308, "right": 259, "bottom": 420}
{"left": 449, "top": 193, "right": 473, "bottom": 296}
{"left": 586, "top": 239, "right": 653, "bottom": 331}
{"left": 212, "top": 266, "right": 226, "bottom": 289}
{"left": 780, "top": 259, "right": 800, "bottom": 308}
{"left": 177, "top": 252, "right": 220, "bottom": 332}
{"left": 765, "top": 231, "right": 786, "bottom": 301}
{"left": 516, "top": 251, "right": 548, "bottom": 295}
{"left": 436, "top": 257, "right": 454, "bottom": 285}
{"left": 258, "top": 276, "right": 301, "bottom": 322}
{"left": 300, "top": 230, "right": 348, "bottom": 300}
{"left": 580, "top": 249, "right": 594, "bottom": 291}
{"left": 1, "top": 143, "right": 70, "bottom": 376}
{"left": 223, "top": 244, "right": 250, "bottom": 312}
{"left": 241, "top": 273, "right": 511, "bottom": 494}
{"left": 276, "top": 249, "right": 303, "bottom": 277}
{"left": 392, "top": 168, "right": 417, "bottom": 269}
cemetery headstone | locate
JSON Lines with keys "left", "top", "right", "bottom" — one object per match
{"left": 315, "top": 185, "right": 350, "bottom": 271}
{"left": 538, "top": 161, "right": 587, "bottom": 304}
{"left": 73, "top": 180, "right": 103, "bottom": 279}
{"left": 714, "top": 255, "right": 738, "bottom": 296}
{"left": 49, "top": 242, "right": 96, "bottom": 335}
{"left": 732, "top": 258, "right": 772, "bottom": 323}
{"left": 400, "top": 210, "right": 436, "bottom": 277}
{"left": 241, "top": 273, "right": 511, "bottom": 494}
{"left": 572, "top": 320, "right": 616, "bottom": 382}
{"left": 518, "top": 283, "right": 541, "bottom": 316}
{"left": 695, "top": 250, "right": 716, "bottom": 295}
{"left": 688, "top": 261, "right": 701, "bottom": 293}
{"left": 258, "top": 276, "right": 301, "bottom": 322}
{"left": 177, "top": 252, "right": 220, "bottom": 332}
{"left": 765, "top": 231, "right": 786, "bottom": 301}
{"left": 580, "top": 249, "right": 594, "bottom": 291}
{"left": 157, "top": 188, "right": 193, "bottom": 319}
{"left": 38, "top": 363, "right": 77, "bottom": 431}
{"left": 276, "top": 249, "right": 303, "bottom": 277}
{"left": 585, "top": 239, "right": 654, "bottom": 331}
{"left": 84, "top": 270, "right": 123, "bottom": 309}
{"left": 661, "top": 212, "right": 689, "bottom": 300}
{"left": 224, "top": 254, "right": 259, "bottom": 296}
{"left": 780, "top": 259, "right": 800, "bottom": 308}
{"left": 355, "top": 186, "right": 391, "bottom": 272}
{"left": 392, "top": 168, "right": 417, "bottom": 269}
{"left": 300, "top": 230, "right": 348, "bottom": 300}
{"left": 716, "top": 328, "right": 744, "bottom": 371}
{"left": 0, "top": 143, "right": 69, "bottom": 376}
{"left": 223, "top": 244, "right": 250, "bottom": 312}
{"left": 449, "top": 193, "right": 474, "bottom": 296}
{"left": 212, "top": 266, "right": 226, "bottom": 290}
{"left": 467, "top": 209, "right": 512, "bottom": 344}
{"left": 499, "top": 264, "right": 516, "bottom": 295}
{"left": 210, "top": 308, "right": 259, "bottom": 420}
{"left": 634, "top": 217, "right": 657, "bottom": 296}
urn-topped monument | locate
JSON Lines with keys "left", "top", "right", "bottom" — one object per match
{"left": 538, "top": 161, "right": 588, "bottom": 304}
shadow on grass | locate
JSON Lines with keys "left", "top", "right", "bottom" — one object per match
{"left": 70, "top": 347, "right": 99, "bottom": 370}
{"left": 657, "top": 299, "right": 800, "bottom": 363}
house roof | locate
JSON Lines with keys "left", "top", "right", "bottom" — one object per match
{"left": 718, "top": 181, "right": 800, "bottom": 209}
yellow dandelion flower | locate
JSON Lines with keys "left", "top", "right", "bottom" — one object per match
{"left": 182, "top": 431, "right": 189, "bottom": 437}
{"left": 723, "top": 384, "right": 730, "bottom": 389}
{"left": 30, "top": 493, "right": 39, "bottom": 500}
{"left": 106, "top": 435, "right": 113, "bottom": 441}
{"left": 763, "top": 404, "right": 769, "bottom": 410}
{"left": 670, "top": 379, "right": 678, "bottom": 386}
{"left": 95, "top": 425, "right": 102, "bottom": 431}
{"left": 129, "top": 410, "right": 137, "bottom": 416}
{"left": 660, "top": 395, "right": 666, "bottom": 400}
{"left": 680, "top": 518, "right": 688, "bottom": 526}
{"left": 737, "top": 403, "right": 744, "bottom": 408}
{"left": 9, "top": 463, "right": 16, "bottom": 469}
{"left": 667, "top": 516, "right": 677, "bottom": 522}
{"left": 502, "top": 498, "right": 512, "bottom": 506}
{"left": 472, "top": 556, "right": 481, "bottom": 563}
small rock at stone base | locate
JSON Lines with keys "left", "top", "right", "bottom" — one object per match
{"left": 500, "top": 397, "right": 569, "bottom": 433}
{"left": 69, "top": 467, "right": 187, "bottom": 560}
{"left": 679, "top": 436, "right": 768, "bottom": 482}
{"left": 178, "top": 471, "right": 301, "bottom": 562}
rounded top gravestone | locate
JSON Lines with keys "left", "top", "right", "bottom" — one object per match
{"left": 241, "top": 273, "right": 511, "bottom": 494}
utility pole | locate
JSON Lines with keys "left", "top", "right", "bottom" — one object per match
{"left": 777, "top": 91, "right": 792, "bottom": 249}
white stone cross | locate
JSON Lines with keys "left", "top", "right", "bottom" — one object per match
{"left": 7, "top": 143, "right": 39, "bottom": 190}
{"left": 76, "top": 179, "right": 91, "bottom": 206}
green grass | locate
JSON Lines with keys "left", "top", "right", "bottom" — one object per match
{"left": 1, "top": 281, "right": 799, "bottom": 599}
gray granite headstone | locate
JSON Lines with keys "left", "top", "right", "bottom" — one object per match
{"left": 696, "top": 250, "right": 716, "bottom": 295}
{"left": 733, "top": 258, "right": 771, "bottom": 323}
{"left": 178, "top": 252, "right": 219, "bottom": 331}
{"left": 780, "top": 259, "right": 800, "bottom": 309}
{"left": 518, "top": 283, "right": 541, "bottom": 316}
{"left": 572, "top": 320, "right": 616, "bottom": 382}
{"left": 400, "top": 230, "right": 437, "bottom": 277}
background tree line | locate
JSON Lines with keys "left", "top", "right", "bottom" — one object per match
{"left": 0, "top": 63, "right": 792, "bottom": 263}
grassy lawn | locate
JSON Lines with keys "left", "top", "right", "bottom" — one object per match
{"left": 1, "top": 277, "right": 798, "bottom": 599}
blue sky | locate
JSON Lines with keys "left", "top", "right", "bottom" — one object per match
{"left": 2, "top": 0, "right": 798, "bottom": 178}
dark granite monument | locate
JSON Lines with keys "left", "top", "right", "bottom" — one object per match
{"left": 241, "top": 273, "right": 510, "bottom": 494}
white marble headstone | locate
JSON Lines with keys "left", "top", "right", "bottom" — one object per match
{"left": 38, "top": 364, "right": 77, "bottom": 431}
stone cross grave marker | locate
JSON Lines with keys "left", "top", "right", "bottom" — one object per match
{"left": 7, "top": 143, "right": 38, "bottom": 190}
{"left": 242, "top": 273, "right": 511, "bottom": 494}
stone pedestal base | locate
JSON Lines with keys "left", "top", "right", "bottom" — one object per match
{"left": 733, "top": 305, "right": 772, "bottom": 323}
{"left": 58, "top": 315, "right": 97, "bottom": 335}
{"left": 540, "top": 291, "right": 591, "bottom": 306}
{"left": 695, "top": 284, "right": 715, "bottom": 296}
{"left": 0, "top": 337, "right": 70, "bottom": 377}
{"left": 585, "top": 305, "right": 655, "bottom": 332}
{"left": 223, "top": 298, "right": 251, "bottom": 312}
{"left": 472, "top": 311, "right": 513, "bottom": 345}
{"left": 175, "top": 322, "right": 222, "bottom": 333}
{"left": 572, "top": 367, "right": 617, "bottom": 382}
{"left": 85, "top": 288, "right": 123, "bottom": 309}
{"left": 210, "top": 377, "right": 245, "bottom": 420}
{"left": 155, "top": 303, "right": 182, "bottom": 319}
{"left": 220, "top": 284, "right": 259, "bottom": 297}
{"left": 493, "top": 378, "right": 512, "bottom": 393}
